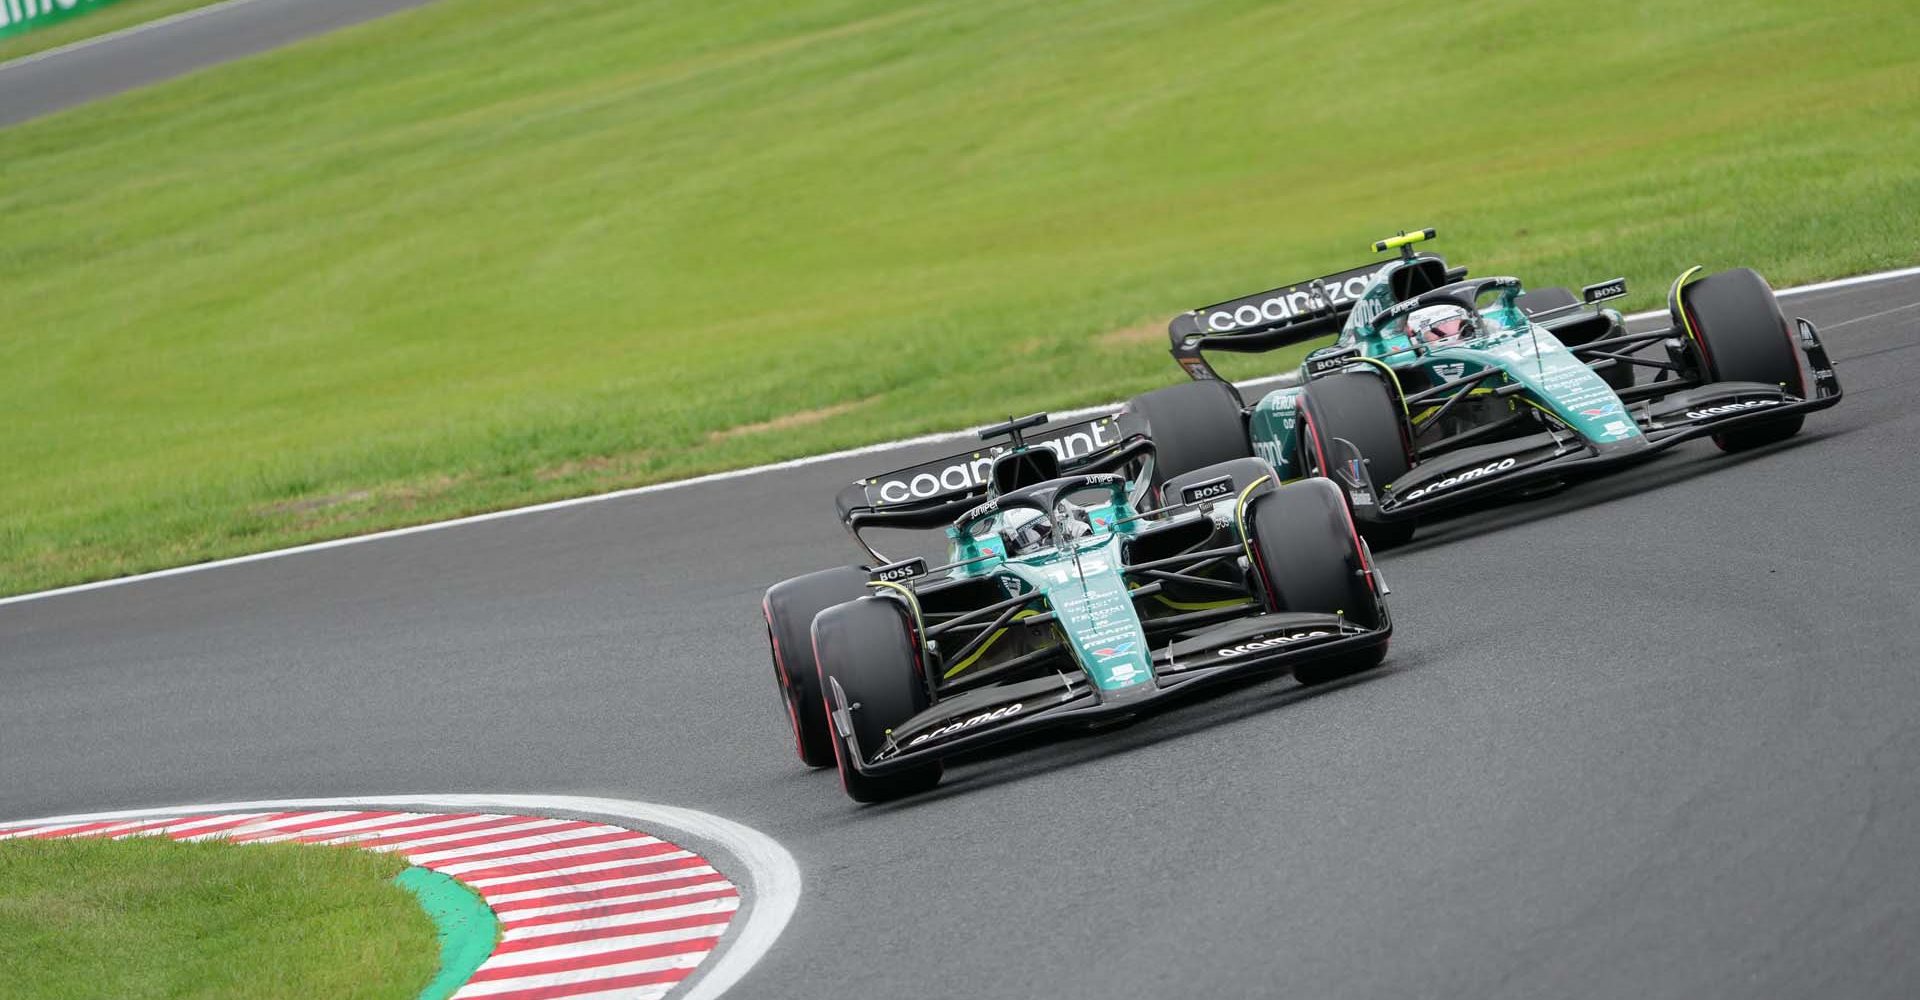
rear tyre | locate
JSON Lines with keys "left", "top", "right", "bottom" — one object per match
{"left": 763, "top": 566, "right": 869, "bottom": 767}
{"left": 1126, "top": 381, "right": 1252, "bottom": 502}
{"left": 1683, "top": 268, "right": 1806, "bottom": 452}
{"left": 1298, "top": 370, "right": 1417, "bottom": 549}
{"left": 812, "top": 597, "right": 943, "bottom": 803}
{"left": 1243, "top": 479, "right": 1387, "bottom": 687}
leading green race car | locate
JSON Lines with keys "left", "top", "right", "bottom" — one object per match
{"left": 763, "top": 412, "right": 1392, "bottom": 803}
{"left": 1148, "top": 229, "right": 1843, "bottom": 546}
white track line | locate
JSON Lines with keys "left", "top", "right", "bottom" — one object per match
{"left": 0, "top": 0, "right": 287, "bottom": 74}
{"left": 2, "top": 264, "right": 1915, "bottom": 610}
{"left": 0, "top": 794, "right": 800, "bottom": 1000}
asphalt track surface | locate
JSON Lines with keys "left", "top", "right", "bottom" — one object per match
{"left": 0, "top": 0, "right": 436, "bottom": 128}
{"left": 5, "top": 274, "right": 1918, "bottom": 998}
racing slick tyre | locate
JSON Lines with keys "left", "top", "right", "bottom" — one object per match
{"left": 1243, "top": 478, "right": 1387, "bottom": 687}
{"left": 1298, "top": 370, "right": 1416, "bottom": 549}
{"left": 812, "top": 596, "right": 943, "bottom": 803}
{"left": 764, "top": 566, "right": 869, "bottom": 768}
{"left": 1683, "top": 268, "right": 1806, "bottom": 452}
{"left": 1126, "top": 381, "right": 1251, "bottom": 504}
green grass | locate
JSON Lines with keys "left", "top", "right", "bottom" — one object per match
{"left": 0, "top": 0, "right": 233, "bottom": 63}
{"left": 2, "top": 0, "right": 1917, "bottom": 595}
{"left": 0, "top": 836, "right": 437, "bottom": 999}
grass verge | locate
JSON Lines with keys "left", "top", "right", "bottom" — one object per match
{"left": 2, "top": 0, "right": 1917, "bottom": 594}
{"left": 0, "top": 835, "right": 437, "bottom": 999}
{"left": 0, "top": 0, "right": 234, "bottom": 64}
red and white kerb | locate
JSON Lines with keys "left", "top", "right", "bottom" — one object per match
{"left": 0, "top": 809, "right": 742, "bottom": 1000}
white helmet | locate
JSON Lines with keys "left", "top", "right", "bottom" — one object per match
{"left": 1408, "top": 304, "right": 1479, "bottom": 345}
{"left": 997, "top": 503, "right": 1093, "bottom": 557}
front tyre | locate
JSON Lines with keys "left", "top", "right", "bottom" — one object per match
{"left": 763, "top": 566, "right": 869, "bottom": 767}
{"left": 1244, "top": 478, "right": 1388, "bottom": 687}
{"left": 812, "top": 597, "right": 943, "bottom": 803}
{"left": 1682, "top": 268, "right": 1807, "bottom": 452}
{"left": 1298, "top": 369, "right": 1416, "bottom": 549}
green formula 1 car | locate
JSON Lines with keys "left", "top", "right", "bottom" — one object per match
{"left": 763, "top": 412, "right": 1391, "bottom": 803}
{"left": 1150, "top": 228, "right": 1843, "bottom": 546}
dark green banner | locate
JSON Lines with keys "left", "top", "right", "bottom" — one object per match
{"left": 0, "top": 0, "right": 127, "bottom": 41}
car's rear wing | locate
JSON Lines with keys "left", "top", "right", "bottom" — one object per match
{"left": 1167, "top": 256, "right": 1464, "bottom": 382}
{"left": 834, "top": 412, "right": 1150, "bottom": 559}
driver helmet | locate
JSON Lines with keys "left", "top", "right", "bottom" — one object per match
{"left": 997, "top": 503, "right": 1094, "bottom": 557}
{"left": 1407, "top": 303, "right": 1480, "bottom": 345}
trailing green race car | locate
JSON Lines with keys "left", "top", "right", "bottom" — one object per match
{"left": 763, "top": 412, "right": 1392, "bottom": 803}
{"left": 1154, "top": 229, "right": 1844, "bottom": 546}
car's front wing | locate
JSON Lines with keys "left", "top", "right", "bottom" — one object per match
{"left": 833, "top": 610, "right": 1391, "bottom": 776}
{"left": 1358, "top": 326, "right": 1842, "bottom": 521}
